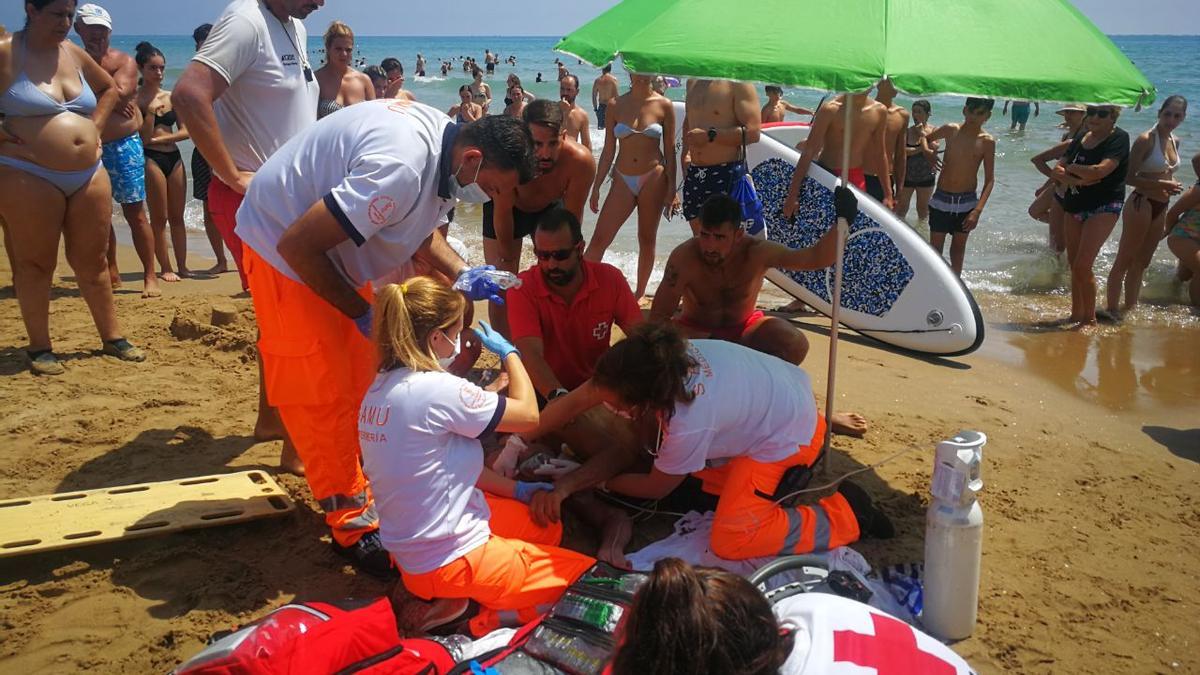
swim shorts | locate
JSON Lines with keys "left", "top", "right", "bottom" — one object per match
{"left": 814, "top": 162, "right": 867, "bottom": 191}
{"left": 100, "top": 132, "right": 146, "bottom": 205}
{"left": 929, "top": 190, "right": 979, "bottom": 234}
{"left": 482, "top": 199, "right": 562, "bottom": 240}
{"left": 683, "top": 159, "right": 747, "bottom": 221}
{"left": 675, "top": 309, "right": 766, "bottom": 343}
{"left": 865, "top": 174, "right": 886, "bottom": 202}
{"left": 191, "top": 148, "right": 212, "bottom": 201}
{"left": 595, "top": 103, "right": 607, "bottom": 128}
{"left": 1068, "top": 200, "right": 1124, "bottom": 223}
{"left": 1011, "top": 102, "right": 1031, "bottom": 125}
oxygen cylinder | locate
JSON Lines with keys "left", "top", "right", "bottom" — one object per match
{"left": 922, "top": 430, "right": 985, "bottom": 641}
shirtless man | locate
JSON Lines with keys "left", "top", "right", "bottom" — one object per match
{"left": 74, "top": 4, "right": 159, "bottom": 296}
{"left": 591, "top": 63, "right": 619, "bottom": 129}
{"left": 924, "top": 98, "right": 997, "bottom": 276}
{"left": 651, "top": 192, "right": 868, "bottom": 437}
{"left": 865, "top": 77, "right": 908, "bottom": 208}
{"left": 559, "top": 74, "right": 591, "bottom": 151}
{"left": 483, "top": 100, "right": 597, "bottom": 335}
{"left": 761, "top": 85, "right": 812, "bottom": 123}
{"left": 782, "top": 92, "right": 893, "bottom": 219}
{"left": 682, "top": 79, "right": 761, "bottom": 235}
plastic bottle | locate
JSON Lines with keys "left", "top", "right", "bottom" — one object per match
{"left": 481, "top": 269, "right": 522, "bottom": 289}
{"left": 922, "top": 430, "right": 985, "bottom": 641}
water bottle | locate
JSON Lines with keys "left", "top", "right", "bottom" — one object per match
{"left": 922, "top": 430, "right": 985, "bottom": 641}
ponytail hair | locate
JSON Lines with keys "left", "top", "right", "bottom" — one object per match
{"left": 373, "top": 277, "right": 465, "bottom": 373}
{"left": 1159, "top": 94, "right": 1188, "bottom": 115}
{"left": 134, "top": 42, "right": 164, "bottom": 86}
{"left": 324, "top": 20, "right": 353, "bottom": 50}
{"left": 611, "top": 558, "right": 793, "bottom": 675}
{"left": 592, "top": 322, "right": 695, "bottom": 421}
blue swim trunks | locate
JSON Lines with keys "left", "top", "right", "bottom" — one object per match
{"left": 101, "top": 132, "right": 146, "bottom": 204}
{"left": 1011, "top": 102, "right": 1031, "bottom": 125}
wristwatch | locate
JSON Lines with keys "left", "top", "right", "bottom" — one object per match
{"left": 707, "top": 126, "right": 718, "bottom": 143}
{"left": 547, "top": 387, "right": 569, "bottom": 401}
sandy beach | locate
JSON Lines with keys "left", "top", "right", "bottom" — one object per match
{"left": 0, "top": 239, "right": 1197, "bottom": 674}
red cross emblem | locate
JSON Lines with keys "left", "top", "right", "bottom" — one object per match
{"left": 833, "top": 613, "right": 958, "bottom": 675}
{"left": 592, "top": 321, "right": 609, "bottom": 340}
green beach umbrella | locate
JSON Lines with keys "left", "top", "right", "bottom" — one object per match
{"left": 557, "top": 0, "right": 1154, "bottom": 474}
{"left": 556, "top": 0, "right": 1155, "bottom": 105}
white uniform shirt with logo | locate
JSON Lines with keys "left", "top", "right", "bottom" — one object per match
{"left": 192, "top": 0, "right": 318, "bottom": 172}
{"left": 654, "top": 340, "right": 817, "bottom": 476}
{"left": 235, "top": 100, "right": 456, "bottom": 286}
{"left": 774, "top": 593, "right": 976, "bottom": 674}
{"left": 358, "top": 368, "right": 505, "bottom": 575}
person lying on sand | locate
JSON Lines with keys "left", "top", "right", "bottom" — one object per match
{"left": 649, "top": 192, "right": 868, "bottom": 437}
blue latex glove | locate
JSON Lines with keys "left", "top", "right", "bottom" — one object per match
{"left": 353, "top": 307, "right": 374, "bottom": 338}
{"left": 455, "top": 265, "right": 506, "bottom": 305}
{"left": 513, "top": 481, "right": 554, "bottom": 504}
{"left": 476, "top": 321, "right": 518, "bottom": 360}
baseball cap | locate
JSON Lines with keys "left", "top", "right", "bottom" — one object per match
{"left": 76, "top": 4, "right": 113, "bottom": 31}
{"left": 1055, "top": 104, "right": 1086, "bottom": 116}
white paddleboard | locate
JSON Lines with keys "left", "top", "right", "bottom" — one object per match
{"left": 669, "top": 105, "right": 982, "bottom": 356}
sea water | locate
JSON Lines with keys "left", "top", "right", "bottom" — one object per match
{"left": 102, "top": 34, "right": 1200, "bottom": 326}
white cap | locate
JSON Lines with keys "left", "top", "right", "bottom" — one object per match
{"left": 76, "top": 4, "right": 113, "bottom": 31}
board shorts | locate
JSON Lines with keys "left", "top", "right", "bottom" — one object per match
{"left": 1068, "top": 199, "right": 1124, "bottom": 223}
{"left": 191, "top": 148, "right": 212, "bottom": 201}
{"left": 595, "top": 103, "right": 607, "bottom": 128}
{"left": 929, "top": 190, "right": 979, "bottom": 234}
{"left": 675, "top": 309, "right": 766, "bottom": 343}
{"left": 100, "top": 132, "right": 146, "bottom": 205}
{"left": 683, "top": 159, "right": 748, "bottom": 221}
{"left": 482, "top": 199, "right": 562, "bottom": 240}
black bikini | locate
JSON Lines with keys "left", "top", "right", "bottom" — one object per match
{"left": 144, "top": 108, "right": 183, "bottom": 176}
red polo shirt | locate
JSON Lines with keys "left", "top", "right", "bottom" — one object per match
{"left": 507, "top": 260, "right": 642, "bottom": 390}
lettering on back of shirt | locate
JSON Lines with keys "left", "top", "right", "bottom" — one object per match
{"left": 359, "top": 404, "right": 391, "bottom": 426}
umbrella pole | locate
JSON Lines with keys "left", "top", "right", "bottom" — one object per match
{"left": 819, "top": 95, "right": 854, "bottom": 478}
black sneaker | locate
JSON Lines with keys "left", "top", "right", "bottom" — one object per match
{"left": 332, "top": 530, "right": 398, "bottom": 580}
{"left": 837, "top": 480, "right": 895, "bottom": 539}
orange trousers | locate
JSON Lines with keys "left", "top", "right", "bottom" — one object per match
{"left": 693, "top": 416, "right": 861, "bottom": 559}
{"left": 401, "top": 493, "right": 596, "bottom": 637}
{"left": 244, "top": 247, "right": 378, "bottom": 547}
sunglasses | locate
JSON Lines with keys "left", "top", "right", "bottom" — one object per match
{"left": 533, "top": 247, "right": 576, "bottom": 261}
{"left": 1086, "top": 107, "right": 1114, "bottom": 119}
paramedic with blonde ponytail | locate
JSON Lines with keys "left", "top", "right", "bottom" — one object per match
{"left": 358, "top": 278, "right": 595, "bottom": 636}
{"left": 540, "top": 323, "right": 895, "bottom": 560}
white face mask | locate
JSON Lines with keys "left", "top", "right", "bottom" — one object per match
{"left": 451, "top": 158, "right": 490, "bottom": 203}
{"left": 436, "top": 329, "right": 462, "bottom": 369}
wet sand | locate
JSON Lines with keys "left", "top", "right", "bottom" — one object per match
{"left": 0, "top": 240, "right": 1197, "bottom": 673}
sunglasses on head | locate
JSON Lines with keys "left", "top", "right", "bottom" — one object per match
{"left": 534, "top": 247, "right": 576, "bottom": 261}
{"left": 1086, "top": 106, "right": 1114, "bottom": 119}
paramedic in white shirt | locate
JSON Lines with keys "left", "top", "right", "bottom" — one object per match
{"left": 359, "top": 278, "right": 595, "bottom": 637}
{"left": 234, "top": 102, "right": 535, "bottom": 578}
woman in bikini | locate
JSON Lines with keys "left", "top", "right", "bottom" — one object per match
{"left": 447, "top": 84, "right": 482, "bottom": 123}
{"left": 896, "top": 99, "right": 938, "bottom": 223}
{"left": 0, "top": 0, "right": 144, "bottom": 374}
{"left": 468, "top": 67, "right": 491, "bottom": 115}
{"left": 136, "top": 42, "right": 190, "bottom": 281}
{"left": 1052, "top": 105, "right": 1130, "bottom": 328}
{"left": 1104, "top": 95, "right": 1187, "bottom": 319}
{"left": 585, "top": 73, "right": 678, "bottom": 299}
{"left": 313, "top": 21, "right": 373, "bottom": 119}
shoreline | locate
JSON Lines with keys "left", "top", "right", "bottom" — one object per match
{"left": 0, "top": 240, "right": 1197, "bottom": 673}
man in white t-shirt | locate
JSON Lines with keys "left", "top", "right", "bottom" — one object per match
{"left": 172, "top": 0, "right": 321, "bottom": 487}
{"left": 235, "top": 102, "right": 535, "bottom": 577}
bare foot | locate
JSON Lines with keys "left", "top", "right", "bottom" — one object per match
{"left": 775, "top": 299, "right": 815, "bottom": 314}
{"left": 254, "top": 417, "right": 285, "bottom": 442}
{"left": 160, "top": 271, "right": 181, "bottom": 282}
{"left": 278, "top": 438, "right": 305, "bottom": 476}
{"left": 142, "top": 285, "right": 162, "bottom": 298}
{"left": 482, "top": 370, "right": 509, "bottom": 394}
{"left": 178, "top": 268, "right": 194, "bottom": 279}
{"left": 203, "top": 262, "right": 229, "bottom": 275}
{"left": 596, "top": 508, "right": 633, "bottom": 568}
{"left": 831, "top": 411, "right": 868, "bottom": 438}
{"left": 1070, "top": 320, "right": 1097, "bottom": 332}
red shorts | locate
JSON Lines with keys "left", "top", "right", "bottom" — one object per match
{"left": 817, "top": 162, "right": 866, "bottom": 191}
{"left": 676, "top": 309, "right": 766, "bottom": 343}
{"left": 208, "top": 178, "right": 248, "bottom": 291}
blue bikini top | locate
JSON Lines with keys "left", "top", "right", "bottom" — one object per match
{"left": 0, "top": 36, "right": 97, "bottom": 118}
{"left": 614, "top": 121, "right": 664, "bottom": 139}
